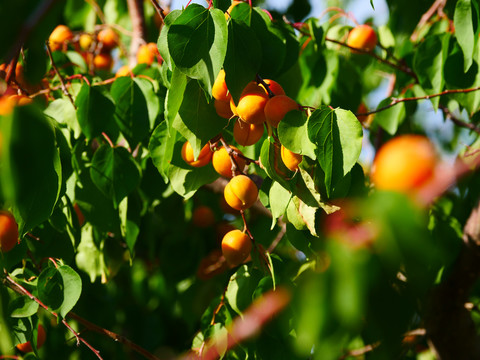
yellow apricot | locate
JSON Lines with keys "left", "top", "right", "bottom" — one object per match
{"left": 281, "top": 145, "right": 302, "bottom": 171}
{"left": 79, "top": 34, "right": 93, "bottom": 51}
{"left": 214, "top": 99, "right": 233, "bottom": 119}
{"left": 115, "top": 65, "right": 132, "bottom": 78}
{"left": 181, "top": 141, "right": 213, "bottom": 167}
{"left": 221, "top": 229, "right": 252, "bottom": 266}
{"left": 212, "top": 69, "right": 231, "bottom": 102}
{"left": 264, "top": 95, "right": 298, "bottom": 128}
{"left": 212, "top": 146, "right": 246, "bottom": 178}
{"left": 371, "top": 135, "right": 437, "bottom": 193}
{"left": 49, "top": 25, "right": 73, "bottom": 51}
{"left": 97, "top": 28, "right": 119, "bottom": 50}
{"left": 347, "top": 24, "right": 377, "bottom": 52}
{"left": 93, "top": 53, "right": 113, "bottom": 71}
{"left": 137, "top": 43, "right": 160, "bottom": 66}
{"left": 261, "top": 79, "right": 285, "bottom": 96}
{"left": 224, "top": 174, "right": 258, "bottom": 211}
{"left": 233, "top": 119, "right": 264, "bottom": 146}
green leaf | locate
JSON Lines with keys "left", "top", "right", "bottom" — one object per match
{"left": 167, "top": 5, "right": 227, "bottom": 94}
{"left": 373, "top": 97, "right": 406, "bottom": 135}
{"left": 259, "top": 138, "right": 293, "bottom": 190}
{"left": 308, "top": 106, "right": 363, "bottom": 197}
{"left": 269, "top": 181, "right": 292, "bottom": 229}
{"left": 224, "top": 19, "right": 262, "bottom": 104}
{"left": 90, "top": 145, "right": 141, "bottom": 208}
{"left": 157, "top": 9, "right": 182, "bottom": 70}
{"left": 226, "top": 265, "right": 263, "bottom": 315}
{"left": 285, "top": 224, "right": 314, "bottom": 257}
{"left": 454, "top": 0, "right": 475, "bottom": 72}
{"left": 119, "top": 193, "right": 141, "bottom": 254}
{"left": 75, "top": 83, "right": 116, "bottom": 140}
{"left": 44, "top": 98, "right": 81, "bottom": 138}
{"left": 8, "top": 296, "right": 39, "bottom": 318}
{"left": 0, "top": 105, "right": 62, "bottom": 235}
{"left": 165, "top": 67, "right": 188, "bottom": 127}
{"left": 168, "top": 163, "right": 218, "bottom": 200}
{"left": 173, "top": 80, "right": 226, "bottom": 159}
{"left": 413, "top": 33, "right": 450, "bottom": 110}
{"left": 110, "top": 77, "right": 151, "bottom": 147}
{"left": 75, "top": 224, "right": 105, "bottom": 282}
{"left": 37, "top": 265, "right": 82, "bottom": 319}
{"left": 278, "top": 110, "right": 316, "bottom": 159}
{"left": 149, "top": 121, "right": 178, "bottom": 182}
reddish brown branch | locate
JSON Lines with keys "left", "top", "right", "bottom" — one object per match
{"left": 45, "top": 41, "right": 76, "bottom": 108}
{"left": 127, "top": 0, "right": 147, "bottom": 67}
{"left": 411, "top": 0, "right": 447, "bottom": 42}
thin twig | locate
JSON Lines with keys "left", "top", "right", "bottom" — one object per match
{"left": 411, "top": 0, "right": 447, "bottom": 42}
{"left": 45, "top": 41, "right": 76, "bottom": 108}
{"left": 149, "top": 0, "right": 166, "bottom": 21}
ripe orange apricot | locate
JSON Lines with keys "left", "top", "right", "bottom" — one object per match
{"left": 137, "top": 43, "right": 160, "bottom": 65}
{"left": 0, "top": 210, "right": 18, "bottom": 253}
{"left": 264, "top": 95, "right": 298, "bottom": 128}
{"left": 224, "top": 174, "right": 258, "bottom": 211}
{"left": 212, "top": 146, "right": 246, "bottom": 178}
{"left": 261, "top": 79, "right": 285, "bottom": 96}
{"left": 79, "top": 34, "right": 93, "bottom": 51}
{"left": 212, "top": 69, "right": 231, "bottom": 102}
{"left": 281, "top": 145, "right": 302, "bottom": 171}
{"left": 16, "top": 324, "right": 46, "bottom": 353}
{"left": 347, "top": 24, "right": 377, "bottom": 52}
{"left": 93, "top": 53, "right": 113, "bottom": 71}
{"left": 192, "top": 206, "right": 216, "bottom": 228}
{"left": 221, "top": 229, "right": 252, "bottom": 266}
{"left": 97, "top": 28, "right": 119, "bottom": 50}
{"left": 233, "top": 119, "right": 264, "bottom": 146}
{"left": 49, "top": 25, "right": 73, "bottom": 51}
{"left": 235, "top": 85, "right": 269, "bottom": 125}
{"left": 115, "top": 65, "right": 131, "bottom": 78}
{"left": 214, "top": 99, "right": 233, "bottom": 119}
{"left": 181, "top": 141, "right": 213, "bottom": 167}
{"left": 371, "top": 135, "right": 437, "bottom": 193}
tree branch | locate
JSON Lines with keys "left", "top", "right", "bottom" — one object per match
{"left": 127, "top": 0, "right": 147, "bottom": 67}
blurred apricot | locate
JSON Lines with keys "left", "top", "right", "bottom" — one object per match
{"left": 264, "top": 95, "right": 298, "bottom": 128}
{"left": 192, "top": 206, "right": 216, "bottom": 228}
{"left": 224, "top": 174, "right": 258, "bottom": 211}
{"left": 221, "top": 229, "right": 252, "bottom": 266}
{"left": 0, "top": 210, "right": 18, "bottom": 253}
{"left": 16, "top": 324, "right": 46, "bottom": 353}
{"left": 115, "top": 65, "right": 132, "bottom": 78}
{"left": 79, "top": 34, "right": 94, "bottom": 51}
{"left": 347, "top": 24, "right": 377, "bottom": 52}
{"left": 49, "top": 25, "right": 73, "bottom": 51}
{"left": 137, "top": 42, "right": 160, "bottom": 66}
{"left": 93, "top": 53, "right": 113, "bottom": 71}
{"left": 197, "top": 249, "right": 229, "bottom": 280}
{"left": 233, "top": 119, "right": 264, "bottom": 146}
{"left": 281, "top": 145, "right": 302, "bottom": 171}
{"left": 371, "top": 135, "right": 437, "bottom": 193}
{"left": 214, "top": 99, "right": 234, "bottom": 119}
{"left": 181, "top": 141, "right": 213, "bottom": 167}
{"left": 97, "top": 28, "right": 118, "bottom": 50}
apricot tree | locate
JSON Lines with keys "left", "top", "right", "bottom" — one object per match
{"left": 0, "top": 0, "right": 480, "bottom": 359}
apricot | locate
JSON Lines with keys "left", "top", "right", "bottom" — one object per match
{"left": 0, "top": 94, "right": 32, "bottom": 116}
{"left": 212, "top": 146, "right": 246, "bottom": 178}
{"left": 115, "top": 65, "right": 132, "bottom": 78}
{"left": 181, "top": 141, "right": 213, "bottom": 167}
{"left": 93, "top": 53, "right": 113, "bottom": 71}
{"left": 281, "top": 145, "right": 302, "bottom": 171}
{"left": 261, "top": 79, "right": 285, "bottom": 96}
{"left": 197, "top": 249, "right": 229, "bottom": 280}
{"left": 224, "top": 174, "right": 258, "bottom": 211}
{"left": 234, "top": 85, "right": 269, "bottom": 125}
{"left": 97, "top": 28, "right": 119, "bottom": 50}
{"left": 79, "top": 34, "right": 93, "bottom": 51}
{"left": 137, "top": 43, "right": 160, "bottom": 66}
{"left": 212, "top": 69, "right": 231, "bottom": 102}
{"left": 49, "top": 25, "right": 73, "bottom": 51}
{"left": 233, "top": 119, "right": 264, "bottom": 146}
{"left": 347, "top": 24, "right": 377, "bottom": 52}
{"left": 214, "top": 99, "right": 234, "bottom": 119}
{"left": 221, "top": 229, "right": 252, "bottom": 266}
{"left": 0, "top": 210, "right": 18, "bottom": 253}
{"left": 16, "top": 324, "right": 46, "bottom": 353}
{"left": 192, "top": 206, "right": 216, "bottom": 228}
{"left": 264, "top": 95, "right": 298, "bottom": 128}
{"left": 371, "top": 135, "right": 437, "bottom": 193}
